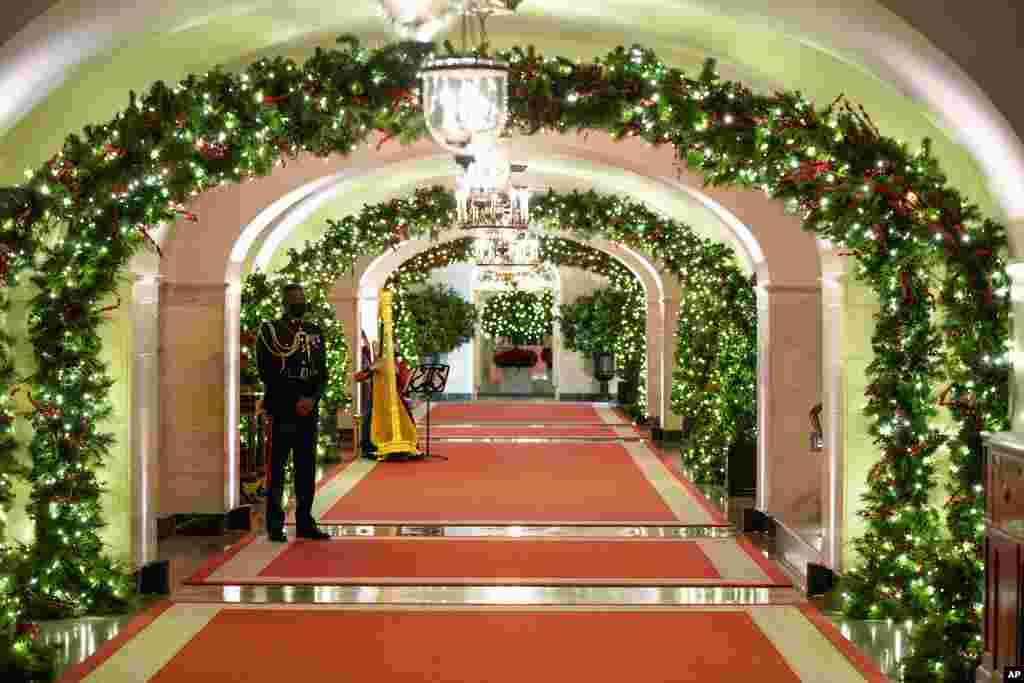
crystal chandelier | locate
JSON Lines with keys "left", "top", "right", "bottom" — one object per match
{"left": 454, "top": 144, "right": 531, "bottom": 228}
{"left": 418, "top": 1, "right": 520, "bottom": 156}
{"left": 473, "top": 230, "right": 542, "bottom": 271}
{"left": 455, "top": 181, "right": 530, "bottom": 230}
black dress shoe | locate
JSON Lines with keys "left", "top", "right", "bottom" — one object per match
{"left": 296, "top": 527, "right": 331, "bottom": 540}
{"left": 267, "top": 530, "right": 288, "bottom": 543}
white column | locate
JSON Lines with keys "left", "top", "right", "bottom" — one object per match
{"left": 646, "top": 294, "right": 663, "bottom": 424}
{"left": 660, "top": 298, "right": 680, "bottom": 431}
{"left": 131, "top": 272, "right": 160, "bottom": 567}
{"left": 224, "top": 280, "right": 241, "bottom": 511}
{"left": 820, "top": 253, "right": 849, "bottom": 571}
{"left": 756, "top": 283, "right": 822, "bottom": 523}
{"left": 1008, "top": 225, "right": 1024, "bottom": 430}
{"left": 329, "top": 293, "right": 359, "bottom": 420}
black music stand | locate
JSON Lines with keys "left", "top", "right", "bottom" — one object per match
{"left": 404, "top": 364, "right": 450, "bottom": 460}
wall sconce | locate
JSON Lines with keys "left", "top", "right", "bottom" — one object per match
{"left": 809, "top": 402, "right": 824, "bottom": 452}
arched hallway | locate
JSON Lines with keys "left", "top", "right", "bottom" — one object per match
{"left": 1, "top": 1, "right": 1021, "bottom": 680}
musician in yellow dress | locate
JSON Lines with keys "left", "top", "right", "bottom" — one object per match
{"left": 353, "top": 289, "right": 420, "bottom": 461}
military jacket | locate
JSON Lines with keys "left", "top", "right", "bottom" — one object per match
{"left": 256, "top": 319, "right": 327, "bottom": 419}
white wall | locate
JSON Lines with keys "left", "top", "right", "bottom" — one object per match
{"left": 428, "top": 263, "right": 475, "bottom": 396}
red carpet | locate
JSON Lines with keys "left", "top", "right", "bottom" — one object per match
{"left": 322, "top": 442, "right": 680, "bottom": 523}
{"left": 430, "top": 426, "right": 622, "bottom": 438}
{"left": 428, "top": 402, "right": 605, "bottom": 423}
{"left": 250, "top": 538, "right": 760, "bottom": 584}
{"left": 149, "top": 609, "right": 802, "bottom": 683}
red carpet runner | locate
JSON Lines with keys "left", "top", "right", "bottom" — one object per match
{"left": 429, "top": 426, "right": 624, "bottom": 438}
{"left": 148, "top": 609, "right": 805, "bottom": 683}
{"left": 321, "top": 442, "right": 680, "bottom": 523}
{"left": 427, "top": 402, "right": 606, "bottom": 423}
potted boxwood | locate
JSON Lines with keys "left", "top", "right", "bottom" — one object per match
{"left": 397, "top": 283, "right": 477, "bottom": 364}
{"left": 559, "top": 287, "right": 642, "bottom": 388}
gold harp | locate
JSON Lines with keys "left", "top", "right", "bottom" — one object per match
{"left": 369, "top": 289, "right": 419, "bottom": 459}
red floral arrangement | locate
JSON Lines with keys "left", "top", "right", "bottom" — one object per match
{"left": 493, "top": 347, "right": 538, "bottom": 368}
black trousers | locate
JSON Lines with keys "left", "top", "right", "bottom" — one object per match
{"left": 264, "top": 413, "right": 318, "bottom": 533}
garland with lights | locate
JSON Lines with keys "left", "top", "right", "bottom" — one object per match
{"left": 479, "top": 288, "right": 554, "bottom": 346}
{"left": 0, "top": 36, "right": 1007, "bottom": 678}
{"left": 673, "top": 250, "right": 757, "bottom": 486}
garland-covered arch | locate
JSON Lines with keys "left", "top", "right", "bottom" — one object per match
{"left": 238, "top": 187, "right": 750, "bottom": 474}
{"left": 0, "top": 36, "right": 1009, "bottom": 678}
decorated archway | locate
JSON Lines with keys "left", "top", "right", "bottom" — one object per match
{"left": 0, "top": 37, "right": 1010, "bottom": 677}
{"left": 238, "top": 186, "right": 752, "bottom": 481}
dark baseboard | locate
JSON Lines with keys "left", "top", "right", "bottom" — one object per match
{"left": 742, "top": 508, "right": 775, "bottom": 534}
{"left": 135, "top": 560, "right": 171, "bottom": 595}
{"left": 557, "top": 393, "right": 613, "bottom": 401}
{"left": 651, "top": 427, "right": 683, "bottom": 443}
{"left": 157, "top": 515, "right": 176, "bottom": 540}
{"left": 226, "top": 505, "right": 252, "bottom": 531}
{"left": 477, "top": 392, "right": 557, "bottom": 399}
{"left": 435, "top": 393, "right": 473, "bottom": 401}
{"left": 173, "top": 513, "right": 226, "bottom": 536}
{"left": 806, "top": 562, "right": 836, "bottom": 597}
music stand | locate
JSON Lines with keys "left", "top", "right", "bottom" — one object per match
{"left": 404, "top": 364, "right": 450, "bottom": 460}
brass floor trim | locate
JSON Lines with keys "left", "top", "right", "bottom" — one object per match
{"left": 171, "top": 584, "right": 802, "bottom": 606}
{"left": 312, "top": 518, "right": 730, "bottom": 526}
{"left": 299, "top": 525, "right": 737, "bottom": 538}
{"left": 429, "top": 436, "right": 642, "bottom": 443}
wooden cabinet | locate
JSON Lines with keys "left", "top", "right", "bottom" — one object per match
{"left": 980, "top": 433, "right": 1024, "bottom": 682}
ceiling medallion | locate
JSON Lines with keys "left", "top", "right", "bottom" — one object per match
{"left": 375, "top": 1, "right": 455, "bottom": 42}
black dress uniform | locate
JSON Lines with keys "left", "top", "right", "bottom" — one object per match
{"left": 256, "top": 318, "right": 327, "bottom": 537}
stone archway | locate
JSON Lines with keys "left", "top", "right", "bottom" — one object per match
{"left": 348, "top": 228, "right": 665, "bottom": 410}
{"left": 146, "top": 131, "right": 822, "bottom": 572}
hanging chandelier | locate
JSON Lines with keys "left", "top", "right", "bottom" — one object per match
{"left": 418, "top": 1, "right": 520, "bottom": 156}
{"left": 472, "top": 230, "right": 542, "bottom": 271}
{"left": 453, "top": 145, "right": 532, "bottom": 230}
{"left": 455, "top": 185, "right": 531, "bottom": 230}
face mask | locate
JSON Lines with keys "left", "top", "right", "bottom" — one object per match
{"left": 286, "top": 302, "right": 306, "bottom": 319}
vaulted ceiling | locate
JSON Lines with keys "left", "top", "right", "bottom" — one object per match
{"left": 2, "top": 1, "right": 1021, "bottom": 265}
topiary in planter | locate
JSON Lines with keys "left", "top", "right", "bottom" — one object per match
{"left": 399, "top": 283, "right": 477, "bottom": 357}
{"left": 480, "top": 289, "right": 554, "bottom": 346}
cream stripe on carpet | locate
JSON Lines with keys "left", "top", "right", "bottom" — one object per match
{"left": 82, "top": 604, "right": 221, "bottom": 683}
{"left": 205, "top": 539, "right": 291, "bottom": 583}
{"left": 594, "top": 406, "right": 629, "bottom": 425}
{"left": 747, "top": 605, "right": 869, "bottom": 683}
{"left": 312, "top": 458, "right": 376, "bottom": 521}
{"left": 622, "top": 440, "right": 716, "bottom": 525}
{"left": 697, "top": 538, "right": 773, "bottom": 582}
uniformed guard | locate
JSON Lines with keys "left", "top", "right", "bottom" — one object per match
{"left": 256, "top": 283, "right": 331, "bottom": 542}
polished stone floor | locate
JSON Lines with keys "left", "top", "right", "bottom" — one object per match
{"left": 37, "top": 441, "right": 911, "bottom": 681}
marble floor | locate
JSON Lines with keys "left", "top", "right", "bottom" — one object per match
{"left": 36, "top": 437, "right": 910, "bottom": 681}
